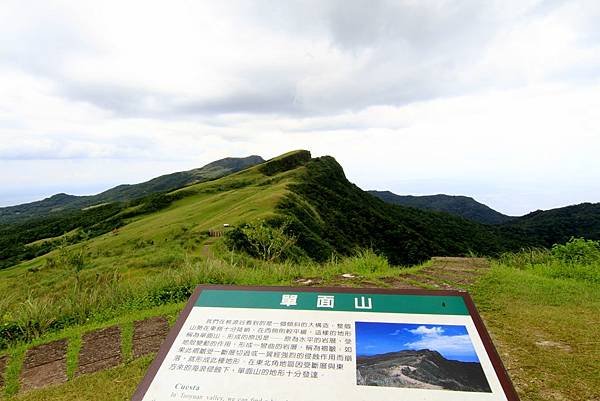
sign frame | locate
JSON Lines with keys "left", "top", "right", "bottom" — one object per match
{"left": 131, "top": 285, "right": 520, "bottom": 401}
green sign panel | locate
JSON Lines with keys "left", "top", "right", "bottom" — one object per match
{"left": 132, "top": 286, "right": 519, "bottom": 401}
{"left": 196, "top": 289, "right": 469, "bottom": 315}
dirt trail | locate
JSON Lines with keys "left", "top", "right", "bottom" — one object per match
{"left": 405, "top": 257, "right": 488, "bottom": 290}
{"left": 362, "top": 257, "right": 488, "bottom": 290}
{"left": 415, "top": 257, "right": 490, "bottom": 289}
{"left": 296, "top": 257, "right": 490, "bottom": 291}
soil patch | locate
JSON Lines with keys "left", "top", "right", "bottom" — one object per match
{"left": 20, "top": 339, "right": 68, "bottom": 392}
{"left": 133, "top": 316, "right": 169, "bottom": 358}
{"left": 294, "top": 277, "right": 322, "bottom": 286}
{"left": 535, "top": 340, "right": 572, "bottom": 353}
{"left": 380, "top": 276, "right": 421, "bottom": 289}
{"left": 419, "top": 257, "right": 490, "bottom": 288}
{"left": 0, "top": 354, "right": 7, "bottom": 389}
{"left": 77, "top": 325, "right": 122, "bottom": 375}
{"left": 419, "top": 269, "right": 481, "bottom": 286}
{"left": 400, "top": 273, "right": 456, "bottom": 289}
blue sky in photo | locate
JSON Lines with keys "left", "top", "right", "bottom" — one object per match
{"left": 355, "top": 322, "right": 480, "bottom": 363}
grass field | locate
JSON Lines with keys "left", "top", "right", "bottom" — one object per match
{"left": 0, "top": 251, "right": 427, "bottom": 399}
{"left": 0, "top": 163, "right": 301, "bottom": 345}
{"left": 1, "top": 151, "right": 598, "bottom": 400}
{"left": 471, "top": 246, "right": 600, "bottom": 401}
{"left": 472, "top": 266, "right": 600, "bottom": 401}
{"left": 1, "top": 249, "right": 598, "bottom": 400}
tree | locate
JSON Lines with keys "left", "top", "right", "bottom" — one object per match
{"left": 229, "top": 220, "right": 297, "bottom": 261}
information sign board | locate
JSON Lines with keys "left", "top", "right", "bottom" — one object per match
{"left": 132, "top": 285, "right": 519, "bottom": 401}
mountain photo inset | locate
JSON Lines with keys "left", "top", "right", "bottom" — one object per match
{"left": 355, "top": 322, "right": 492, "bottom": 393}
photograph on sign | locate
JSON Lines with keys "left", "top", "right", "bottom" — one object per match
{"left": 355, "top": 322, "right": 491, "bottom": 392}
{"left": 132, "top": 286, "right": 519, "bottom": 401}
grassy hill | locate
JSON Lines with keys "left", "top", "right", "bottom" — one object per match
{"left": 2, "top": 150, "right": 599, "bottom": 337}
{"left": 0, "top": 154, "right": 299, "bottom": 322}
{"left": 0, "top": 156, "right": 264, "bottom": 269}
{"left": 0, "top": 150, "right": 598, "bottom": 400}
{"left": 369, "top": 190, "right": 513, "bottom": 224}
{"left": 4, "top": 150, "right": 595, "bottom": 305}
{"left": 0, "top": 150, "right": 509, "bottom": 341}
{"left": 0, "top": 155, "right": 264, "bottom": 224}
{"left": 276, "top": 156, "right": 521, "bottom": 265}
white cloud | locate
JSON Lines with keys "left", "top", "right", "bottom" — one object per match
{"left": 405, "top": 326, "right": 474, "bottom": 356}
{"left": 0, "top": 1, "right": 599, "bottom": 214}
{"left": 407, "top": 326, "right": 445, "bottom": 336}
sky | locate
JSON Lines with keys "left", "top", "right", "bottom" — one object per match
{"left": 1, "top": 0, "right": 599, "bottom": 215}
{"left": 355, "top": 322, "right": 479, "bottom": 362}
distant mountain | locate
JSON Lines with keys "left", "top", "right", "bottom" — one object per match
{"left": 356, "top": 349, "right": 491, "bottom": 393}
{"left": 1, "top": 150, "right": 598, "bottom": 271}
{"left": 502, "top": 202, "right": 600, "bottom": 247}
{"left": 2, "top": 151, "right": 517, "bottom": 270}
{"left": 369, "top": 191, "right": 513, "bottom": 225}
{"left": 0, "top": 155, "right": 264, "bottom": 224}
{"left": 369, "top": 190, "right": 600, "bottom": 246}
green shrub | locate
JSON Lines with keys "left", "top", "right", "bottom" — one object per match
{"left": 497, "top": 247, "right": 553, "bottom": 269}
{"left": 225, "top": 220, "right": 299, "bottom": 262}
{"left": 496, "top": 238, "right": 600, "bottom": 283}
{"left": 551, "top": 237, "right": 600, "bottom": 265}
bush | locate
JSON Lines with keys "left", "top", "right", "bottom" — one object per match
{"left": 224, "top": 220, "right": 298, "bottom": 262}
{"left": 551, "top": 237, "right": 600, "bottom": 265}
{"left": 496, "top": 238, "right": 600, "bottom": 283}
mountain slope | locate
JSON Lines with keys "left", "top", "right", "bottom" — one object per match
{"left": 501, "top": 202, "right": 600, "bottom": 247}
{"left": 0, "top": 155, "right": 301, "bottom": 300}
{"left": 357, "top": 349, "right": 491, "bottom": 392}
{"left": 0, "top": 150, "right": 528, "bottom": 271}
{"left": 275, "top": 156, "right": 523, "bottom": 265}
{"left": 369, "top": 191, "right": 600, "bottom": 248}
{"left": 3, "top": 150, "right": 597, "bottom": 275}
{"left": 369, "top": 190, "right": 513, "bottom": 225}
{"left": 0, "top": 155, "right": 264, "bottom": 224}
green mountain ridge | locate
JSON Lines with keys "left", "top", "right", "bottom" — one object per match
{"left": 369, "top": 190, "right": 600, "bottom": 248}
{"left": 275, "top": 155, "right": 517, "bottom": 265}
{"left": 368, "top": 190, "right": 514, "bottom": 225}
{"left": 0, "top": 155, "right": 264, "bottom": 224}
{"left": 0, "top": 150, "right": 597, "bottom": 401}
{"left": 1, "top": 150, "right": 598, "bottom": 271}
{"left": 504, "top": 202, "right": 600, "bottom": 247}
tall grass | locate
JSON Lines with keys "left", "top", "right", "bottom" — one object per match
{"left": 495, "top": 238, "right": 600, "bottom": 283}
{"left": 0, "top": 249, "right": 398, "bottom": 349}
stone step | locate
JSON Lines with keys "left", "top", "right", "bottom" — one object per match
{"left": 77, "top": 325, "right": 122, "bottom": 376}
{"left": 20, "top": 339, "right": 68, "bottom": 392}
{"left": 133, "top": 316, "right": 169, "bottom": 358}
{"left": 0, "top": 354, "right": 8, "bottom": 389}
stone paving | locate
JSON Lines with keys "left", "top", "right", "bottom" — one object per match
{"left": 0, "top": 354, "right": 7, "bottom": 389}
{"left": 133, "top": 316, "right": 170, "bottom": 359}
{"left": 19, "top": 339, "right": 68, "bottom": 392}
{"left": 77, "top": 325, "right": 122, "bottom": 376}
